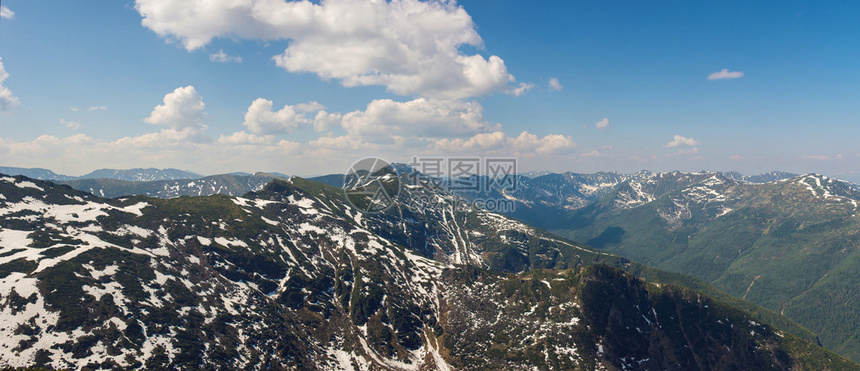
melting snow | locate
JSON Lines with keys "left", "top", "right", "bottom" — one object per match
{"left": 14, "top": 181, "right": 45, "bottom": 191}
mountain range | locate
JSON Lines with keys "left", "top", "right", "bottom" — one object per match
{"left": 468, "top": 170, "right": 860, "bottom": 362}
{"left": 60, "top": 173, "right": 288, "bottom": 199}
{"left": 0, "top": 166, "right": 204, "bottom": 182}
{"left": 0, "top": 172, "right": 853, "bottom": 369}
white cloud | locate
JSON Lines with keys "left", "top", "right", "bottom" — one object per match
{"left": 509, "top": 82, "right": 536, "bottom": 97}
{"left": 217, "top": 131, "right": 276, "bottom": 146}
{"left": 664, "top": 135, "right": 700, "bottom": 148}
{"left": 294, "top": 101, "right": 325, "bottom": 112}
{"left": 673, "top": 147, "right": 699, "bottom": 156}
{"left": 435, "top": 131, "right": 575, "bottom": 155}
{"left": 708, "top": 69, "right": 744, "bottom": 80}
{"left": 135, "top": 0, "right": 527, "bottom": 99}
{"left": 0, "top": 6, "right": 14, "bottom": 19}
{"left": 144, "top": 86, "right": 207, "bottom": 130}
{"left": 595, "top": 118, "right": 610, "bottom": 129}
{"left": 242, "top": 98, "right": 316, "bottom": 134}
{"left": 0, "top": 131, "right": 300, "bottom": 176}
{"left": 581, "top": 150, "right": 601, "bottom": 158}
{"left": 0, "top": 57, "right": 20, "bottom": 111}
{"left": 434, "top": 131, "right": 508, "bottom": 152}
{"left": 60, "top": 119, "right": 81, "bottom": 130}
{"left": 309, "top": 135, "right": 368, "bottom": 151}
{"left": 340, "top": 98, "right": 497, "bottom": 143}
{"left": 312, "top": 111, "right": 342, "bottom": 132}
{"left": 510, "top": 132, "right": 576, "bottom": 155}
{"left": 802, "top": 154, "right": 843, "bottom": 161}
{"left": 548, "top": 77, "right": 563, "bottom": 92}
{"left": 209, "top": 50, "right": 242, "bottom": 63}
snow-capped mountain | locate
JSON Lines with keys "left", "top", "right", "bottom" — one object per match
{"left": 77, "top": 168, "right": 204, "bottom": 182}
{"left": 62, "top": 173, "right": 286, "bottom": 199}
{"left": 0, "top": 173, "right": 850, "bottom": 370}
{"left": 0, "top": 167, "right": 76, "bottom": 181}
{"left": 460, "top": 170, "right": 798, "bottom": 221}
{"left": 721, "top": 170, "right": 798, "bottom": 184}
{"left": 0, "top": 167, "right": 203, "bottom": 182}
{"left": 544, "top": 172, "right": 860, "bottom": 362}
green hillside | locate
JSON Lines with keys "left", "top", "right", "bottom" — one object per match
{"left": 551, "top": 174, "right": 860, "bottom": 361}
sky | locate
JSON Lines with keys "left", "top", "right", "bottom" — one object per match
{"left": 0, "top": 0, "right": 858, "bottom": 179}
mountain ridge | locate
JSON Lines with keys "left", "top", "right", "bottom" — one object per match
{"left": 61, "top": 173, "right": 288, "bottom": 199}
{"left": 0, "top": 166, "right": 292, "bottom": 183}
{"left": 538, "top": 172, "right": 860, "bottom": 361}
{"left": 0, "top": 173, "right": 852, "bottom": 369}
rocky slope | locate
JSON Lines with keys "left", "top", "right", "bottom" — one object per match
{"left": 0, "top": 174, "right": 853, "bottom": 369}
{"left": 545, "top": 172, "right": 860, "bottom": 361}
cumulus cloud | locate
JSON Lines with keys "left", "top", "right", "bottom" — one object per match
{"left": 209, "top": 50, "right": 242, "bottom": 63}
{"left": 435, "top": 131, "right": 575, "bottom": 155}
{"left": 312, "top": 111, "right": 342, "bottom": 132}
{"left": 116, "top": 127, "right": 212, "bottom": 148}
{"left": 217, "top": 131, "right": 274, "bottom": 146}
{"left": 135, "top": 0, "right": 526, "bottom": 99}
{"left": 673, "top": 147, "right": 699, "bottom": 156}
{"left": 0, "top": 6, "right": 14, "bottom": 19}
{"left": 0, "top": 58, "right": 20, "bottom": 111}
{"left": 240, "top": 96, "right": 504, "bottom": 142}
{"left": 144, "top": 86, "right": 206, "bottom": 130}
{"left": 510, "top": 132, "right": 576, "bottom": 155}
{"left": 548, "top": 77, "right": 563, "bottom": 92}
{"left": 242, "top": 98, "right": 316, "bottom": 134}
{"left": 294, "top": 101, "right": 325, "bottom": 112}
{"left": 434, "top": 131, "right": 507, "bottom": 152}
{"left": 309, "top": 135, "right": 368, "bottom": 151}
{"left": 664, "top": 135, "right": 700, "bottom": 148}
{"left": 0, "top": 131, "right": 300, "bottom": 176}
{"left": 340, "top": 98, "right": 497, "bottom": 142}
{"left": 595, "top": 118, "right": 609, "bottom": 129}
{"left": 708, "top": 69, "right": 744, "bottom": 80}
{"left": 509, "top": 82, "right": 536, "bottom": 97}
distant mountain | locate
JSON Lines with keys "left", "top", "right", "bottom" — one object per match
{"left": 307, "top": 174, "right": 345, "bottom": 188}
{"left": 519, "top": 170, "right": 552, "bottom": 178}
{"left": 722, "top": 170, "right": 799, "bottom": 184}
{"left": 78, "top": 168, "right": 203, "bottom": 182}
{"left": 61, "top": 173, "right": 286, "bottom": 198}
{"left": 0, "top": 173, "right": 852, "bottom": 369}
{"left": 0, "top": 166, "right": 203, "bottom": 182}
{"left": 0, "top": 166, "right": 75, "bottom": 181}
{"left": 539, "top": 172, "right": 860, "bottom": 361}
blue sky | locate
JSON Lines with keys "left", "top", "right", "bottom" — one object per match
{"left": 0, "top": 0, "right": 858, "bottom": 179}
